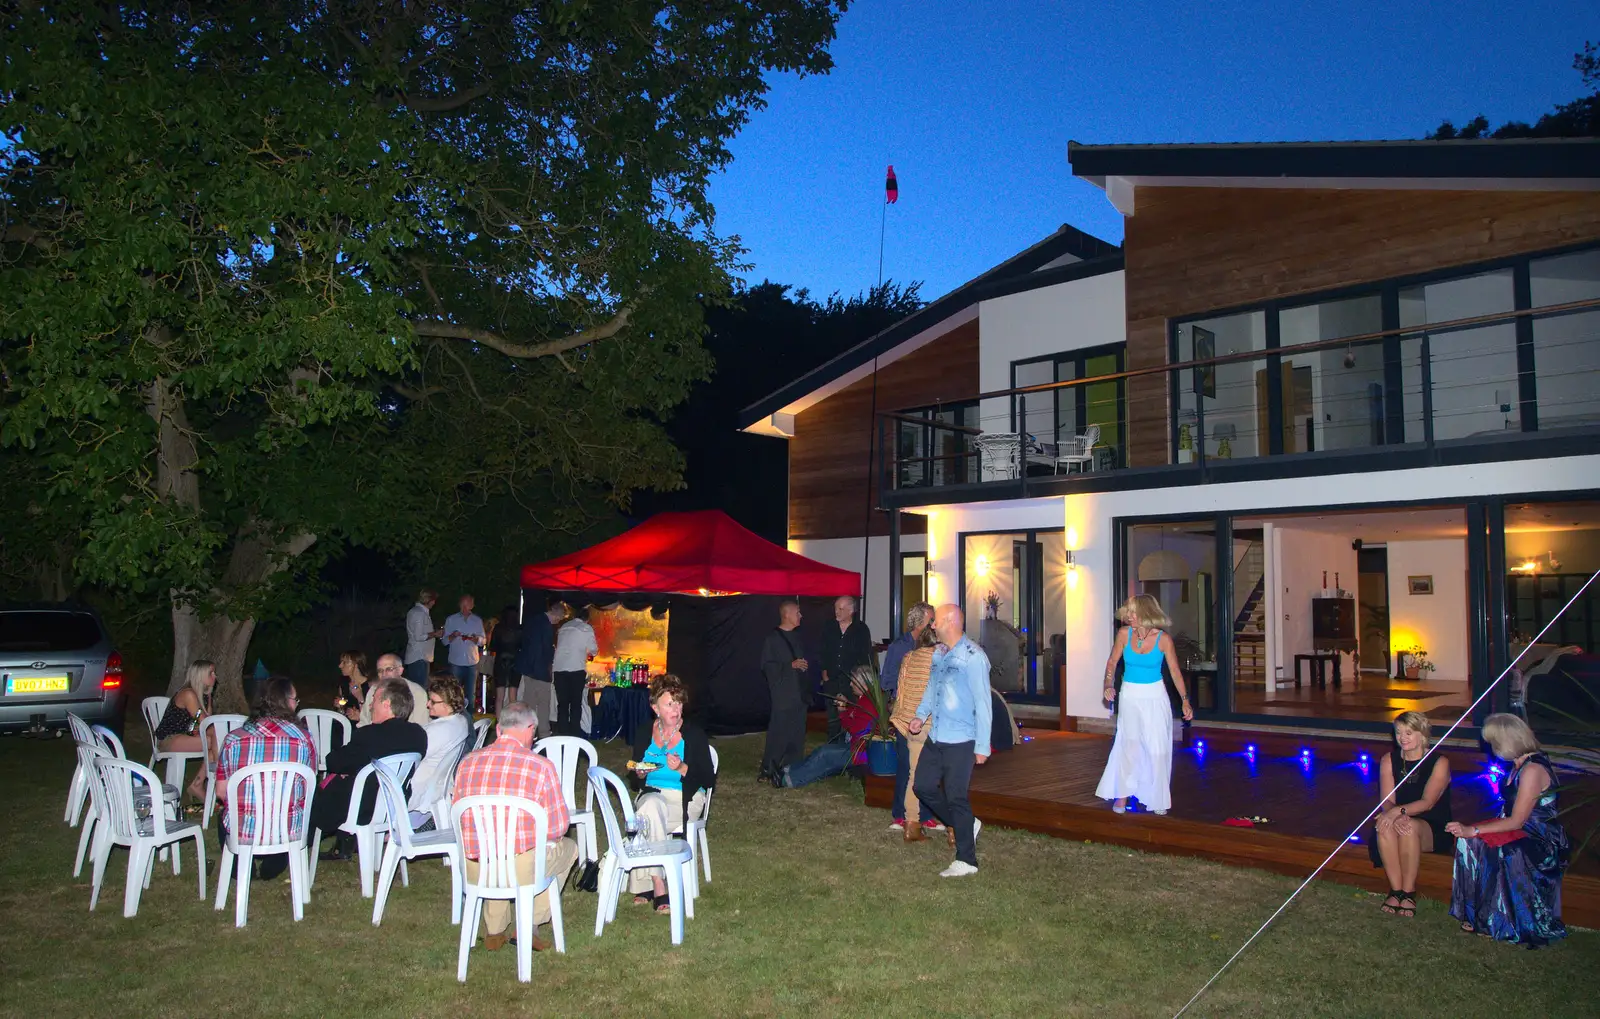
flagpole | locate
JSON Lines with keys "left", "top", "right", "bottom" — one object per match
{"left": 877, "top": 196, "right": 887, "bottom": 288}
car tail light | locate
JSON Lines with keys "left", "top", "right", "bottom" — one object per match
{"left": 102, "top": 651, "right": 124, "bottom": 690}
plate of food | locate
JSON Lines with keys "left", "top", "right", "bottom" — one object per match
{"left": 626, "top": 760, "right": 659, "bottom": 773}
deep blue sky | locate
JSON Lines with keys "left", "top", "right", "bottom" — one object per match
{"left": 708, "top": 1, "right": 1595, "bottom": 302}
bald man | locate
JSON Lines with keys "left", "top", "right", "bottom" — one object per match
{"left": 908, "top": 604, "right": 992, "bottom": 878}
{"left": 374, "top": 653, "right": 432, "bottom": 725}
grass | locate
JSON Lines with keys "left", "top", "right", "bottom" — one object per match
{"left": 4, "top": 726, "right": 1598, "bottom": 1019}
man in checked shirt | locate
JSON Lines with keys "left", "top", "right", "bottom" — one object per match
{"left": 212, "top": 676, "right": 316, "bottom": 882}
{"left": 453, "top": 700, "right": 578, "bottom": 952}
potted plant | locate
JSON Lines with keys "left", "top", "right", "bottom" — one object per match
{"left": 983, "top": 590, "right": 1000, "bottom": 620}
{"left": 849, "top": 665, "right": 899, "bottom": 776}
{"left": 1402, "top": 644, "right": 1434, "bottom": 680}
{"left": 1177, "top": 423, "right": 1194, "bottom": 464}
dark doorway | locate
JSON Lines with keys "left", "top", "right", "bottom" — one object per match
{"left": 1357, "top": 546, "right": 1390, "bottom": 673}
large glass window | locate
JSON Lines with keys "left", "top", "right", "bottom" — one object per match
{"left": 1012, "top": 346, "right": 1126, "bottom": 470}
{"left": 1175, "top": 311, "right": 1266, "bottom": 461}
{"left": 1277, "top": 295, "right": 1388, "bottom": 452}
{"left": 1530, "top": 250, "right": 1600, "bottom": 433}
{"left": 1504, "top": 498, "right": 1600, "bottom": 744}
{"left": 896, "top": 402, "right": 978, "bottom": 488}
{"left": 1400, "top": 268, "right": 1519, "bottom": 441}
{"left": 963, "top": 529, "right": 1064, "bottom": 702}
{"left": 1125, "top": 520, "right": 1218, "bottom": 710}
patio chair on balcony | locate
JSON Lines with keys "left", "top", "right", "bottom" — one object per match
{"left": 973, "top": 433, "right": 1022, "bottom": 480}
{"left": 1054, "top": 424, "right": 1101, "bottom": 474}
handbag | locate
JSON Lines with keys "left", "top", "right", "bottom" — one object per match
{"left": 1479, "top": 829, "right": 1527, "bottom": 848}
{"left": 570, "top": 859, "right": 600, "bottom": 893}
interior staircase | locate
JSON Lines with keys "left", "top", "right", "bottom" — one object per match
{"left": 1233, "top": 542, "right": 1267, "bottom": 687}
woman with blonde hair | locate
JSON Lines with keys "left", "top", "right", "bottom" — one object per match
{"left": 1094, "top": 594, "right": 1192, "bottom": 815}
{"left": 153, "top": 659, "right": 218, "bottom": 799}
{"left": 1446, "top": 713, "right": 1569, "bottom": 945}
{"left": 1370, "top": 710, "right": 1453, "bottom": 917}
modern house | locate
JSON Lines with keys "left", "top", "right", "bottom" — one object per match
{"left": 739, "top": 136, "right": 1600, "bottom": 739}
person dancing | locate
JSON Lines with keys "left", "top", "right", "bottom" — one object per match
{"left": 1095, "top": 594, "right": 1192, "bottom": 815}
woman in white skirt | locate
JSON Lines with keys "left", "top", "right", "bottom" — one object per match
{"left": 1095, "top": 594, "right": 1192, "bottom": 815}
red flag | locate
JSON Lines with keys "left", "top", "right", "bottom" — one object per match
{"left": 885, "top": 164, "right": 898, "bottom": 204}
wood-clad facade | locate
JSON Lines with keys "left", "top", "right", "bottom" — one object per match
{"left": 788, "top": 319, "right": 979, "bottom": 541}
{"left": 1120, "top": 187, "right": 1600, "bottom": 467}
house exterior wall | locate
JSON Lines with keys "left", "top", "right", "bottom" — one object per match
{"left": 788, "top": 319, "right": 978, "bottom": 541}
{"left": 1120, "top": 187, "right": 1600, "bottom": 466}
{"left": 922, "top": 453, "right": 1600, "bottom": 723}
{"left": 787, "top": 534, "right": 926, "bottom": 643}
{"left": 976, "top": 270, "right": 1127, "bottom": 434}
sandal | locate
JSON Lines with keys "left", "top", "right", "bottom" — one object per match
{"left": 1459, "top": 921, "right": 1476, "bottom": 934}
{"left": 1396, "top": 892, "right": 1416, "bottom": 918}
{"left": 633, "top": 891, "right": 656, "bottom": 907}
{"left": 654, "top": 895, "right": 672, "bottom": 915}
{"left": 1380, "top": 889, "right": 1403, "bottom": 915}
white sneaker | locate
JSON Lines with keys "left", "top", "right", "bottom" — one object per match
{"left": 888, "top": 819, "right": 905, "bottom": 832}
{"left": 940, "top": 860, "right": 979, "bottom": 878}
{"left": 1112, "top": 803, "right": 1126, "bottom": 814}
{"left": 973, "top": 818, "right": 983, "bottom": 842}
{"left": 1154, "top": 809, "right": 1168, "bottom": 816}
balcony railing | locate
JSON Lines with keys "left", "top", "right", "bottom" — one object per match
{"left": 877, "top": 296, "right": 1600, "bottom": 495}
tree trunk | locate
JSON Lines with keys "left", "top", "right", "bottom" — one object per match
{"left": 167, "top": 605, "right": 257, "bottom": 713}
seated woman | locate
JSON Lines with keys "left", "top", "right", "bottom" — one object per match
{"left": 334, "top": 649, "right": 374, "bottom": 726}
{"left": 782, "top": 667, "right": 879, "bottom": 789}
{"left": 1369, "top": 710, "right": 1453, "bottom": 917}
{"left": 154, "top": 659, "right": 218, "bottom": 799}
{"left": 628, "top": 674, "right": 716, "bottom": 914}
{"left": 408, "top": 675, "right": 471, "bottom": 824}
{"left": 1447, "top": 713, "right": 1570, "bottom": 946}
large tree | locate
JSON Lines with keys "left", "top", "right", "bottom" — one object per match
{"left": 0, "top": 1, "right": 845, "bottom": 707}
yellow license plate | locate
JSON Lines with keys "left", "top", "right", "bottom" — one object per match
{"left": 6, "top": 676, "right": 70, "bottom": 694}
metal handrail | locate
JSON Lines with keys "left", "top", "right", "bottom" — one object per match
{"left": 882, "top": 295, "right": 1600, "bottom": 412}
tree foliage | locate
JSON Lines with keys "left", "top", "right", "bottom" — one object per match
{"left": 1428, "top": 41, "right": 1598, "bottom": 139}
{"left": 0, "top": 1, "right": 845, "bottom": 703}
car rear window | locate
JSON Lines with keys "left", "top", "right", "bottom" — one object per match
{"left": 0, "top": 613, "right": 104, "bottom": 653}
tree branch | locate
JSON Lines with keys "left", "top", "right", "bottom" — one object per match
{"left": 404, "top": 82, "right": 495, "bottom": 112}
{"left": 412, "top": 304, "right": 635, "bottom": 360}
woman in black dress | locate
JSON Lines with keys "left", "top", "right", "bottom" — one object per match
{"left": 490, "top": 603, "right": 523, "bottom": 713}
{"left": 1371, "top": 710, "right": 1453, "bottom": 917}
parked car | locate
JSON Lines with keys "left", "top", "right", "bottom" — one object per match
{"left": 0, "top": 604, "right": 125, "bottom": 737}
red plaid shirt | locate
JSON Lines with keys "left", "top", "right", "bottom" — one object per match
{"left": 214, "top": 717, "right": 315, "bottom": 843}
{"left": 453, "top": 736, "right": 569, "bottom": 858}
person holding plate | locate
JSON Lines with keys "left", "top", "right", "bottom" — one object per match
{"left": 627, "top": 673, "right": 716, "bottom": 914}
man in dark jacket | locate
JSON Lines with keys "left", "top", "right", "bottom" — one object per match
{"left": 312, "top": 680, "right": 429, "bottom": 861}
{"left": 515, "top": 598, "right": 562, "bottom": 737}
{"left": 759, "top": 598, "right": 810, "bottom": 785}
{"left": 819, "top": 595, "right": 872, "bottom": 739}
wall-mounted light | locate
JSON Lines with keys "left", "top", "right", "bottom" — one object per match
{"left": 1065, "top": 526, "right": 1079, "bottom": 549}
{"left": 1064, "top": 548, "right": 1079, "bottom": 589}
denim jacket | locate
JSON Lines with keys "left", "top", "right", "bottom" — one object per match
{"left": 914, "top": 636, "right": 993, "bottom": 756}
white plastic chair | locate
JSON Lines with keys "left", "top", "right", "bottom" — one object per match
{"left": 684, "top": 746, "right": 719, "bottom": 887}
{"left": 307, "top": 751, "right": 422, "bottom": 899}
{"left": 65, "top": 712, "right": 95, "bottom": 825}
{"left": 451, "top": 794, "right": 566, "bottom": 983}
{"left": 370, "top": 767, "right": 463, "bottom": 926}
{"left": 1054, "top": 423, "right": 1101, "bottom": 474}
{"left": 471, "top": 717, "right": 494, "bottom": 750}
{"left": 296, "top": 708, "right": 353, "bottom": 772}
{"left": 143, "top": 695, "right": 205, "bottom": 792}
{"left": 214, "top": 761, "right": 316, "bottom": 927}
{"left": 90, "top": 757, "right": 207, "bottom": 917}
{"left": 588, "top": 765, "right": 695, "bottom": 946}
{"left": 73, "top": 739, "right": 178, "bottom": 877}
{"left": 199, "top": 714, "right": 249, "bottom": 828}
{"left": 533, "top": 735, "right": 600, "bottom": 863}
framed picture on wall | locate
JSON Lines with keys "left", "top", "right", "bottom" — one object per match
{"left": 1192, "top": 326, "right": 1216, "bottom": 399}
{"left": 1408, "top": 575, "right": 1434, "bottom": 595}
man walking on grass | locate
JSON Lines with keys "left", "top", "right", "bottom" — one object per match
{"left": 908, "top": 603, "right": 991, "bottom": 878}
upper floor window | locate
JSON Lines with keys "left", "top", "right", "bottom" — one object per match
{"left": 1011, "top": 344, "right": 1126, "bottom": 469}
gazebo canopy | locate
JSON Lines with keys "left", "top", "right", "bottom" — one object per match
{"left": 519, "top": 510, "right": 860, "bottom": 597}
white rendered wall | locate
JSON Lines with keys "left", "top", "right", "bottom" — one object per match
{"left": 788, "top": 534, "right": 926, "bottom": 643}
{"left": 1386, "top": 539, "right": 1470, "bottom": 682}
{"left": 976, "top": 270, "right": 1127, "bottom": 437}
{"left": 920, "top": 453, "right": 1600, "bottom": 723}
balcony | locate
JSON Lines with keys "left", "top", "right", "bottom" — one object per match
{"left": 876, "top": 294, "right": 1600, "bottom": 507}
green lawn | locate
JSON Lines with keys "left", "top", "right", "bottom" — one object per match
{"left": 4, "top": 727, "right": 1597, "bottom": 1018}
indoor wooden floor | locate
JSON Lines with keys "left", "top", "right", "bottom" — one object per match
{"left": 862, "top": 729, "right": 1600, "bottom": 926}
{"left": 1233, "top": 673, "right": 1472, "bottom": 725}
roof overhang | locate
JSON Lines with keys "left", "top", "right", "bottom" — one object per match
{"left": 1069, "top": 138, "right": 1600, "bottom": 215}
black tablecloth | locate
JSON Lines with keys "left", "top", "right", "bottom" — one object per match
{"left": 588, "top": 685, "right": 651, "bottom": 742}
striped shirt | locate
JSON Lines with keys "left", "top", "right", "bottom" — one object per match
{"left": 453, "top": 737, "right": 569, "bottom": 858}
{"left": 890, "top": 646, "right": 935, "bottom": 735}
{"left": 214, "top": 717, "right": 315, "bottom": 843}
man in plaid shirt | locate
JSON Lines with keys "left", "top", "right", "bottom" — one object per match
{"left": 213, "top": 676, "right": 315, "bottom": 881}
{"left": 453, "top": 700, "right": 577, "bottom": 953}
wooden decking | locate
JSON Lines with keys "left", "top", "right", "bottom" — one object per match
{"left": 863, "top": 728, "right": 1600, "bottom": 927}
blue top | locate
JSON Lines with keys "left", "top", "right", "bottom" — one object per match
{"left": 879, "top": 630, "right": 916, "bottom": 695}
{"left": 1121, "top": 631, "right": 1165, "bottom": 684}
{"left": 914, "top": 636, "right": 993, "bottom": 756}
{"left": 643, "top": 735, "right": 685, "bottom": 792}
